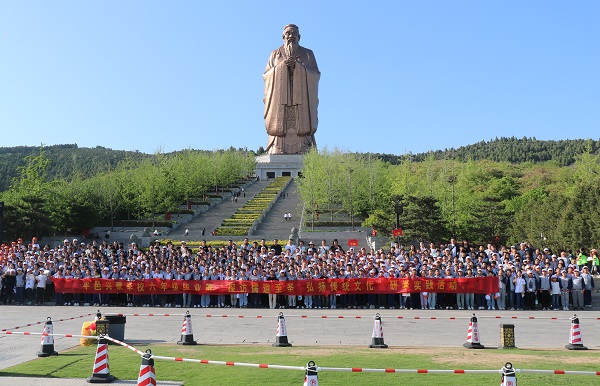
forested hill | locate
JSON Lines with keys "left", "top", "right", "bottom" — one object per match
{"left": 0, "top": 144, "right": 148, "bottom": 191}
{"left": 371, "top": 137, "right": 600, "bottom": 165}
{"left": 2, "top": 138, "right": 599, "bottom": 192}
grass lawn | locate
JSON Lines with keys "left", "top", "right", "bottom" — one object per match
{"left": 2, "top": 344, "right": 600, "bottom": 385}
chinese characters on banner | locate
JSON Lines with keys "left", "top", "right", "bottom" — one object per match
{"left": 53, "top": 277, "right": 498, "bottom": 295}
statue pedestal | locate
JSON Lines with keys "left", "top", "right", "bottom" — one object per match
{"left": 255, "top": 154, "right": 304, "bottom": 180}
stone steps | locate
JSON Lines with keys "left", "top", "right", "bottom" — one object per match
{"left": 167, "top": 180, "right": 271, "bottom": 240}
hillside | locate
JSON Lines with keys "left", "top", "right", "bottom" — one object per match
{"left": 1, "top": 138, "right": 599, "bottom": 192}
{"left": 368, "top": 137, "right": 600, "bottom": 166}
{"left": 0, "top": 144, "right": 149, "bottom": 191}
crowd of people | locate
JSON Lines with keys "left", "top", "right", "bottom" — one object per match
{"left": 0, "top": 236, "right": 597, "bottom": 311}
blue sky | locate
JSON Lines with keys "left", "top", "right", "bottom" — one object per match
{"left": 1, "top": 1, "right": 599, "bottom": 155}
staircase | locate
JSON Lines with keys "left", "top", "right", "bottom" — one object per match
{"left": 167, "top": 180, "right": 270, "bottom": 240}
{"left": 252, "top": 179, "right": 303, "bottom": 241}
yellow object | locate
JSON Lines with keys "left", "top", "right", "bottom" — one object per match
{"left": 80, "top": 321, "right": 97, "bottom": 346}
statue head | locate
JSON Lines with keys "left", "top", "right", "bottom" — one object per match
{"left": 282, "top": 24, "right": 300, "bottom": 44}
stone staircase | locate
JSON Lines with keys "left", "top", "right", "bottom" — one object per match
{"left": 252, "top": 179, "right": 303, "bottom": 241}
{"left": 166, "top": 179, "right": 270, "bottom": 240}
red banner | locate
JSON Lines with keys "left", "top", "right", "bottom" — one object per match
{"left": 392, "top": 228, "right": 403, "bottom": 237}
{"left": 52, "top": 277, "right": 498, "bottom": 295}
{"left": 347, "top": 239, "right": 359, "bottom": 247}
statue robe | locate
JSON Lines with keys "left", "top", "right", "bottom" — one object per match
{"left": 263, "top": 45, "right": 320, "bottom": 154}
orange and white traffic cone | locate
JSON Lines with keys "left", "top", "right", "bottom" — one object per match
{"left": 86, "top": 335, "right": 116, "bottom": 383}
{"left": 303, "top": 361, "right": 318, "bottom": 386}
{"left": 369, "top": 313, "right": 388, "bottom": 348}
{"left": 137, "top": 350, "right": 157, "bottom": 386}
{"left": 500, "top": 362, "right": 517, "bottom": 386}
{"left": 177, "top": 311, "right": 197, "bottom": 345}
{"left": 463, "top": 313, "right": 484, "bottom": 349}
{"left": 272, "top": 312, "right": 292, "bottom": 347}
{"left": 37, "top": 317, "right": 58, "bottom": 357}
{"left": 565, "top": 314, "right": 587, "bottom": 350}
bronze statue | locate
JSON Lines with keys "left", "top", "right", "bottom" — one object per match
{"left": 263, "top": 24, "right": 320, "bottom": 154}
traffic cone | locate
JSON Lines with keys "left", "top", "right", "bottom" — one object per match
{"left": 500, "top": 362, "right": 517, "bottom": 386}
{"left": 177, "top": 311, "right": 197, "bottom": 345}
{"left": 86, "top": 336, "right": 116, "bottom": 383}
{"left": 303, "top": 361, "right": 318, "bottom": 386}
{"left": 463, "top": 313, "right": 484, "bottom": 349}
{"left": 272, "top": 312, "right": 292, "bottom": 347}
{"left": 137, "top": 350, "right": 157, "bottom": 386}
{"left": 369, "top": 313, "right": 388, "bottom": 348}
{"left": 37, "top": 317, "right": 58, "bottom": 357}
{"left": 565, "top": 314, "right": 588, "bottom": 350}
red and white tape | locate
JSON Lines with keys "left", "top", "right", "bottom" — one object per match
{"left": 102, "top": 335, "right": 146, "bottom": 355}
{"left": 151, "top": 355, "right": 306, "bottom": 371}
{"left": 2, "top": 330, "right": 97, "bottom": 339}
{"left": 1, "top": 313, "right": 95, "bottom": 332}
{"left": 318, "top": 367, "right": 600, "bottom": 375}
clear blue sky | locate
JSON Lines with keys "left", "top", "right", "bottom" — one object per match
{"left": 1, "top": 1, "right": 599, "bottom": 155}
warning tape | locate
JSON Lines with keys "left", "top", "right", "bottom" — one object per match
{"left": 1, "top": 313, "right": 95, "bottom": 332}
{"left": 518, "top": 369, "right": 600, "bottom": 376}
{"left": 1, "top": 330, "right": 98, "bottom": 339}
{"left": 317, "top": 367, "right": 600, "bottom": 375}
{"left": 102, "top": 335, "right": 146, "bottom": 355}
{"left": 151, "top": 355, "right": 306, "bottom": 371}
{"left": 319, "top": 367, "right": 501, "bottom": 373}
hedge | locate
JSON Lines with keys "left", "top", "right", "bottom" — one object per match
{"left": 302, "top": 221, "right": 356, "bottom": 227}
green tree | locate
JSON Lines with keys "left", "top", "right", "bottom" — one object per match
{"left": 397, "top": 195, "right": 448, "bottom": 243}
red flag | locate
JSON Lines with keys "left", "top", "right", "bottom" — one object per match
{"left": 348, "top": 239, "right": 359, "bottom": 247}
{"left": 392, "top": 228, "right": 403, "bottom": 237}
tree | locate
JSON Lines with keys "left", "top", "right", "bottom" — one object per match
{"left": 397, "top": 195, "right": 448, "bottom": 243}
{"left": 297, "top": 148, "right": 327, "bottom": 230}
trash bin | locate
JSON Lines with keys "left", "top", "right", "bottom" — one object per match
{"left": 104, "top": 315, "right": 126, "bottom": 342}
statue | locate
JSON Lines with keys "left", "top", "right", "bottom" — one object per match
{"left": 263, "top": 24, "right": 320, "bottom": 154}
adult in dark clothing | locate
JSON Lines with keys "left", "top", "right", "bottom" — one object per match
{"left": 3, "top": 270, "right": 17, "bottom": 305}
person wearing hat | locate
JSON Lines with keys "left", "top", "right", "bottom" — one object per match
{"left": 15, "top": 267, "right": 25, "bottom": 305}
{"left": 590, "top": 249, "right": 599, "bottom": 274}
{"left": 537, "top": 268, "right": 552, "bottom": 310}
{"left": 580, "top": 266, "right": 595, "bottom": 308}
{"left": 549, "top": 274, "right": 561, "bottom": 310}
{"left": 513, "top": 270, "right": 526, "bottom": 311}
{"left": 25, "top": 268, "right": 36, "bottom": 305}
{"left": 571, "top": 269, "right": 584, "bottom": 310}
{"left": 35, "top": 269, "right": 49, "bottom": 305}
{"left": 524, "top": 270, "right": 537, "bottom": 310}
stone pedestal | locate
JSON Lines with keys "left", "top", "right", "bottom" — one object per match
{"left": 255, "top": 154, "right": 304, "bottom": 180}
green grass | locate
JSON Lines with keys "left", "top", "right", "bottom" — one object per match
{"left": 2, "top": 344, "right": 600, "bottom": 385}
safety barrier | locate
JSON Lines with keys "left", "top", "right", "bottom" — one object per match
{"left": 2, "top": 330, "right": 96, "bottom": 339}
{"left": 1, "top": 312, "right": 95, "bottom": 332}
